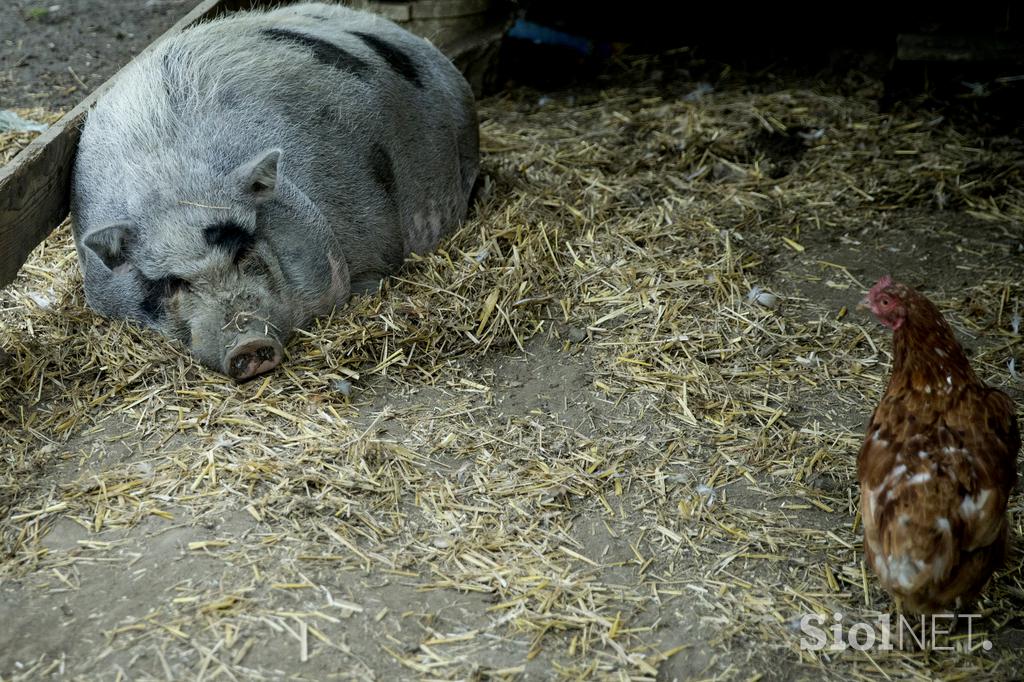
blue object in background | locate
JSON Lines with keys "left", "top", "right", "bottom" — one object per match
{"left": 506, "top": 19, "right": 595, "bottom": 57}
{"left": 0, "top": 110, "right": 48, "bottom": 133}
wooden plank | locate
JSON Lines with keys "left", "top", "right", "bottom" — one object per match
{"left": 897, "top": 33, "right": 1024, "bottom": 63}
{"left": 349, "top": 1, "right": 413, "bottom": 22}
{"left": 411, "top": 0, "right": 491, "bottom": 19}
{"left": 0, "top": 0, "right": 257, "bottom": 289}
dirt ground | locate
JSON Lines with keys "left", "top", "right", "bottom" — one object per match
{"left": 1, "top": 0, "right": 194, "bottom": 109}
{"left": 2, "top": 2, "right": 1024, "bottom": 682}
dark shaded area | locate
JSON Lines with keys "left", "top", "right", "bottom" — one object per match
{"left": 747, "top": 128, "right": 813, "bottom": 180}
{"left": 0, "top": 0, "right": 1021, "bottom": 138}
{"left": 496, "top": 0, "right": 1023, "bottom": 135}
{"left": 509, "top": 1, "right": 1017, "bottom": 54}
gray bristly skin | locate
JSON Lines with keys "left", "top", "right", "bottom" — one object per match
{"left": 70, "top": 2, "right": 479, "bottom": 379}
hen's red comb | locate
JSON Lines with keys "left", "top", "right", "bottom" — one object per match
{"left": 869, "top": 275, "right": 894, "bottom": 299}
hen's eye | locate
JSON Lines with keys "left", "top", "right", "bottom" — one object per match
{"left": 879, "top": 296, "right": 891, "bottom": 307}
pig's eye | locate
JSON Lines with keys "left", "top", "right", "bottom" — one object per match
{"left": 232, "top": 242, "right": 251, "bottom": 265}
{"left": 140, "top": 275, "right": 191, "bottom": 320}
{"left": 166, "top": 277, "right": 191, "bottom": 295}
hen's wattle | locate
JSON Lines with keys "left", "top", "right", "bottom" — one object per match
{"left": 858, "top": 277, "right": 1020, "bottom": 613}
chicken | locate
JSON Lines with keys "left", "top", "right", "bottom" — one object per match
{"left": 858, "top": 276, "right": 1020, "bottom": 614}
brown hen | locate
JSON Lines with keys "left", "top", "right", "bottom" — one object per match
{"left": 858, "top": 276, "right": 1020, "bottom": 614}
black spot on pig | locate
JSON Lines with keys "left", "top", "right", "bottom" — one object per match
{"left": 368, "top": 143, "right": 396, "bottom": 197}
{"left": 350, "top": 31, "right": 422, "bottom": 87}
{"left": 261, "top": 29, "right": 369, "bottom": 79}
{"left": 204, "top": 222, "right": 254, "bottom": 263}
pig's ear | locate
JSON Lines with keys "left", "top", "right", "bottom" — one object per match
{"left": 235, "top": 149, "right": 280, "bottom": 204}
{"left": 84, "top": 222, "right": 136, "bottom": 270}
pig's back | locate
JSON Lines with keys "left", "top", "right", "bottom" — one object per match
{"left": 76, "top": 2, "right": 478, "bottom": 260}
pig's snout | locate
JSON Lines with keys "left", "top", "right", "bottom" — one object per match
{"left": 225, "top": 336, "right": 283, "bottom": 381}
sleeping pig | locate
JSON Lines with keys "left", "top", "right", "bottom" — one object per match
{"left": 71, "top": 2, "right": 479, "bottom": 380}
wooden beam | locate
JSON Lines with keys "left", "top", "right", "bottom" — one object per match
{"left": 411, "top": 0, "right": 492, "bottom": 19}
{"left": 897, "top": 33, "right": 1024, "bottom": 63}
{"left": 0, "top": 0, "right": 258, "bottom": 289}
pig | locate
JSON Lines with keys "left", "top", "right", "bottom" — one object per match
{"left": 70, "top": 2, "right": 479, "bottom": 381}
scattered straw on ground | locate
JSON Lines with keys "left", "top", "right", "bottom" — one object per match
{"left": 1, "top": 55, "right": 1022, "bottom": 680}
{"left": 0, "top": 108, "right": 62, "bottom": 165}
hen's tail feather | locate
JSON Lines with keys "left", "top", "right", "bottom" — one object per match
{"left": 873, "top": 495, "right": 1006, "bottom": 612}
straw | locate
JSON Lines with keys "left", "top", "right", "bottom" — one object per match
{"left": 1, "top": 55, "right": 1022, "bottom": 680}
